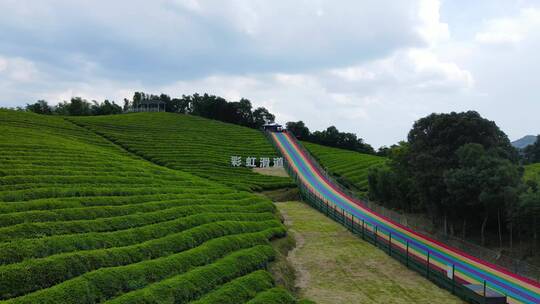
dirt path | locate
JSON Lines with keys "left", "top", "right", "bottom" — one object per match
{"left": 276, "top": 201, "right": 466, "bottom": 304}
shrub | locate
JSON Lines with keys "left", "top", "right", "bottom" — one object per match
{"left": 190, "top": 270, "right": 274, "bottom": 304}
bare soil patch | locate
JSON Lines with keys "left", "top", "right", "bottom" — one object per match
{"left": 253, "top": 167, "right": 289, "bottom": 177}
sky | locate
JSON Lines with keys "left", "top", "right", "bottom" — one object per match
{"left": 0, "top": 0, "right": 539, "bottom": 148}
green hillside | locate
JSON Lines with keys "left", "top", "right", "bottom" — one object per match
{"left": 525, "top": 163, "right": 540, "bottom": 182}
{"left": 71, "top": 113, "right": 293, "bottom": 191}
{"left": 303, "top": 142, "right": 386, "bottom": 195}
{"left": 0, "top": 110, "right": 294, "bottom": 303}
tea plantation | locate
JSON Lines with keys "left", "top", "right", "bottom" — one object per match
{"left": 71, "top": 113, "right": 294, "bottom": 191}
{"left": 303, "top": 142, "right": 386, "bottom": 195}
{"left": 0, "top": 110, "right": 296, "bottom": 303}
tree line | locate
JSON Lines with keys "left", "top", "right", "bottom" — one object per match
{"left": 22, "top": 92, "right": 276, "bottom": 130}
{"left": 368, "top": 111, "right": 540, "bottom": 253}
{"left": 128, "top": 92, "right": 276, "bottom": 129}
{"left": 285, "top": 121, "right": 376, "bottom": 155}
{"left": 22, "top": 93, "right": 379, "bottom": 153}
{"left": 24, "top": 98, "right": 123, "bottom": 116}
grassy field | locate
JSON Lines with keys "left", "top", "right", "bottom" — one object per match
{"left": 276, "top": 201, "right": 465, "bottom": 304}
{"left": 71, "top": 113, "right": 294, "bottom": 191}
{"left": 0, "top": 110, "right": 297, "bottom": 304}
{"left": 525, "top": 163, "right": 540, "bottom": 183}
{"left": 303, "top": 142, "right": 386, "bottom": 195}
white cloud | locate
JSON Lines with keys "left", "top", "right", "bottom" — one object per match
{"left": 406, "top": 49, "right": 474, "bottom": 90}
{"left": 475, "top": 8, "right": 540, "bottom": 45}
{"left": 1, "top": 1, "right": 539, "bottom": 147}
{"left": 416, "top": 0, "right": 450, "bottom": 44}
{"left": 330, "top": 49, "right": 473, "bottom": 93}
{"left": 0, "top": 55, "right": 39, "bottom": 82}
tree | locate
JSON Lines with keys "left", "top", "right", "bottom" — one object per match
{"left": 230, "top": 98, "right": 253, "bottom": 127}
{"left": 407, "top": 111, "right": 517, "bottom": 221}
{"left": 444, "top": 144, "right": 522, "bottom": 244}
{"left": 68, "top": 97, "right": 92, "bottom": 116}
{"left": 368, "top": 142, "right": 418, "bottom": 211}
{"left": 252, "top": 107, "right": 275, "bottom": 129}
{"left": 286, "top": 121, "right": 310, "bottom": 139}
{"left": 368, "top": 111, "right": 525, "bottom": 243}
{"left": 25, "top": 100, "right": 52, "bottom": 115}
{"left": 133, "top": 92, "right": 143, "bottom": 109}
{"left": 523, "top": 135, "right": 540, "bottom": 164}
{"left": 515, "top": 182, "right": 540, "bottom": 249}
{"left": 310, "top": 126, "right": 375, "bottom": 154}
{"left": 129, "top": 92, "right": 278, "bottom": 130}
{"left": 91, "top": 100, "right": 123, "bottom": 115}
{"left": 123, "top": 98, "right": 131, "bottom": 112}
{"left": 159, "top": 94, "right": 172, "bottom": 112}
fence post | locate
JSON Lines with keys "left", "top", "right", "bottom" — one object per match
{"left": 406, "top": 240, "right": 409, "bottom": 268}
{"left": 325, "top": 201, "right": 329, "bottom": 216}
{"left": 427, "top": 251, "right": 430, "bottom": 279}
{"left": 452, "top": 264, "right": 455, "bottom": 295}
{"left": 375, "top": 226, "right": 378, "bottom": 247}
{"left": 389, "top": 232, "right": 392, "bottom": 256}
{"left": 362, "top": 219, "right": 365, "bottom": 239}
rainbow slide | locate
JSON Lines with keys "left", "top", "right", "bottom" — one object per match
{"left": 270, "top": 131, "right": 540, "bottom": 304}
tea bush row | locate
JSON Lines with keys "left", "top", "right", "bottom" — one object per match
{"left": 0, "top": 202, "right": 274, "bottom": 241}
{"left": 304, "top": 141, "right": 386, "bottom": 194}
{"left": 3, "top": 229, "right": 284, "bottom": 304}
{"left": 106, "top": 245, "right": 275, "bottom": 303}
{"left": 190, "top": 270, "right": 274, "bottom": 304}
{"left": 0, "top": 212, "right": 276, "bottom": 265}
{"left": 0, "top": 220, "right": 282, "bottom": 299}
{"left": 72, "top": 113, "right": 294, "bottom": 191}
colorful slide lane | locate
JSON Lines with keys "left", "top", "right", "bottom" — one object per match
{"left": 271, "top": 131, "right": 540, "bottom": 304}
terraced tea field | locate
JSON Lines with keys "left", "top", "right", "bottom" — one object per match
{"left": 0, "top": 110, "right": 296, "bottom": 303}
{"left": 303, "top": 142, "right": 386, "bottom": 195}
{"left": 72, "top": 113, "right": 294, "bottom": 191}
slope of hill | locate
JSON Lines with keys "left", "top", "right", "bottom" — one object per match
{"left": 277, "top": 201, "right": 463, "bottom": 304}
{"left": 302, "top": 141, "right": 386, "bottom": 195}
{"left": 512, "top": 135, "right": 537, "bottom": 149}
{"left": 72, "top": 113, "right": 293, "bottom": 191}
{"left": 0, "top": 110, "right": 293, "bottom": 303}
{"left": 525, "top": 163, "right": 540, "bottom": 182}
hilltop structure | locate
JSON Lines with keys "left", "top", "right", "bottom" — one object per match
{"left": 262, "top": 122, "right": 284, "bottom": 132}
{"left": 129, "top": 100, "right": 166, "bottom": 112}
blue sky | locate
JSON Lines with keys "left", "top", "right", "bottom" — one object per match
{"left": 1, "top": 0, "right": 539, "bottom": 148}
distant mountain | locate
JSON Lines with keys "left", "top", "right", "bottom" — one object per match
{"left": 512, "top": 135, "right": 538, "bottom": 149}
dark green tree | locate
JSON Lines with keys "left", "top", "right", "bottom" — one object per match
{"left": 444, "top": 144, "right": 522, "bottom": 245}
{"left": 26, "top": 100, "right": 52, "bottom": 115}
{"left": 123, "top": 98, "right": 131, "bottom": 112}
{"left": 286, "top": 121, "right": 310, "bottom": 139}
{"left": 368, "top": 142, "right": 418, "bottom": 211}
{"left": 514, "top": 182, "right": 540, "bottom": 249}
{"left": 55, "top": 97, "right": 92, "bottom": 116}
{"left": 310, "top": 126, "right": 375, "bottom": 154}
{"left": 252, "top": 107, "right": 275, "bottom": 128}
{"left": 159, "top": 94, "right": 172, "bottom": 112}
{"left": 407, "top": 111, "right": 517, "bottom": 220}
{"left": 523, "top": 135, "right": 540, "bottom": 163}
{"left": 133, "top": 92, "right": 143, "bottom": 109}
{"left": 91, "top": 100, "right": 123, "bottom": 115}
